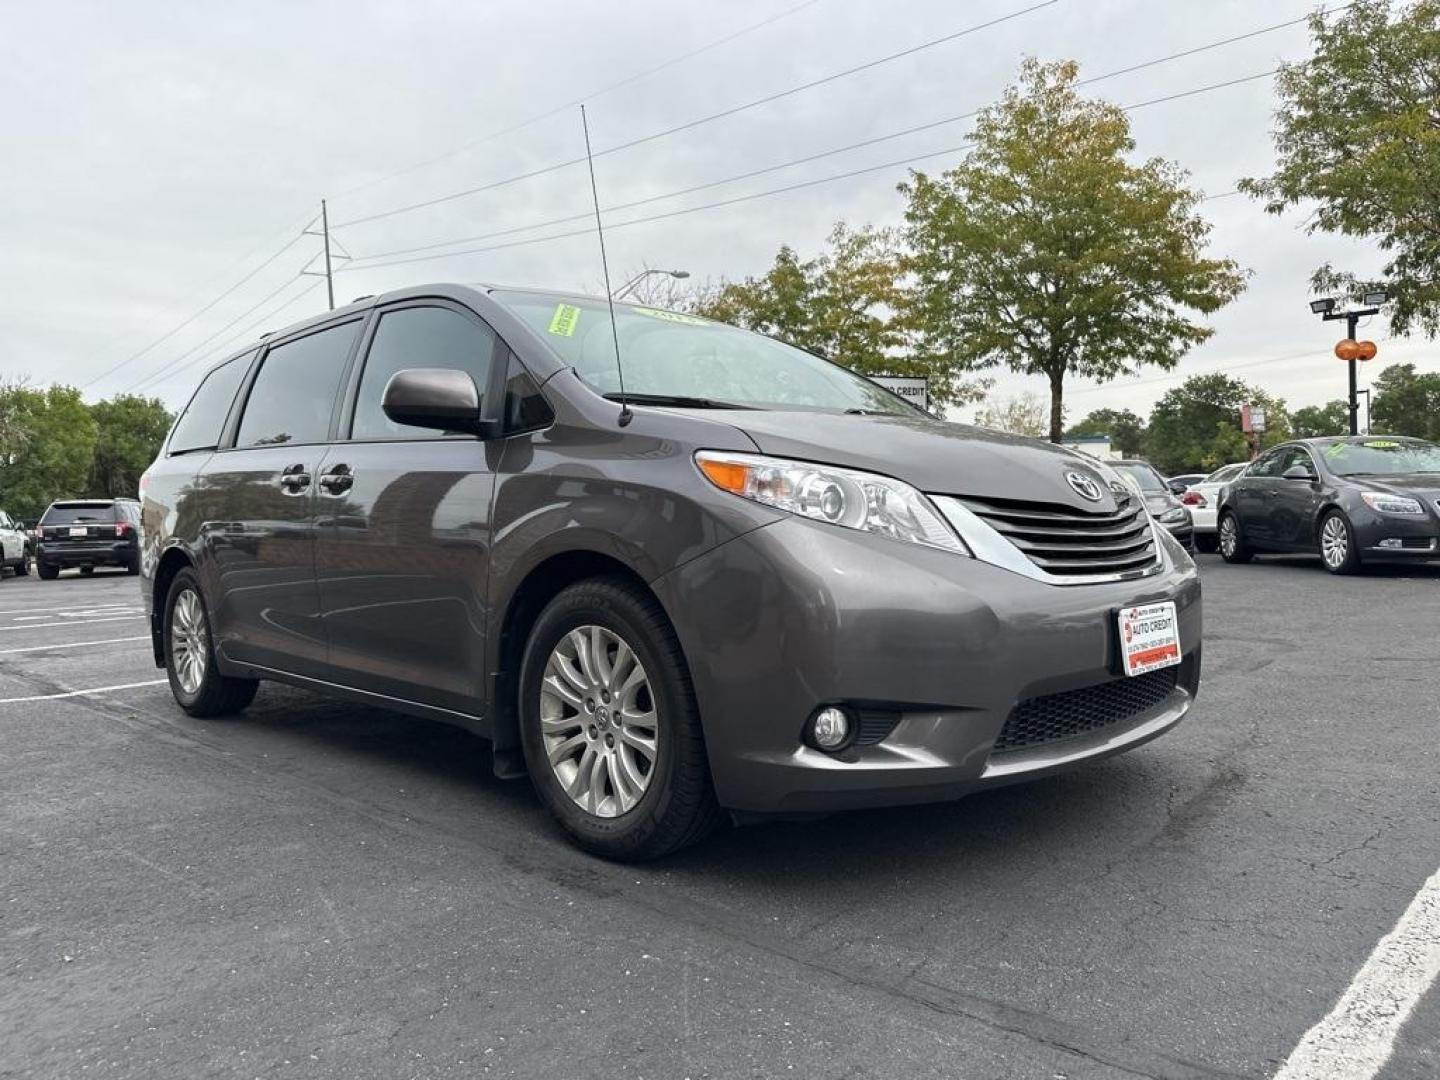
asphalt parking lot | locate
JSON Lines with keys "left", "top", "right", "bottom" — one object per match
{"left": 1, "top": 557, "right": 1436, "bottom": 1080}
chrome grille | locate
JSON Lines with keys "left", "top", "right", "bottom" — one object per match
{"left": 957, "top": 494, "right": 1157, "bottom": 577}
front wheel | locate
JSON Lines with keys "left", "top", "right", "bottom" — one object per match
{"left": 1218, "top": 512, "right": 1252, "bottom": 564}
{"left": 1193, "top": 533, "right": 1218, "bottom": 555}
{"left": 1319, "top": 511, "right": 1361, "bottom": 575}
{"left": 163, "top": 569, "right": 258, "bottom": 717}
{"left": 518, "top": 577, "right": 721, "bottom": 861}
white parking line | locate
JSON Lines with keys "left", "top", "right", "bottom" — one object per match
{"left": 1274, "top": 865, "right": 1440, "bottom": 1079}
{"left": 0, "top": 679, "right": 167, "bottom": 704}
{"left": 0, "top": 635, "right": 149, "bottom": 655}
{"left": 0, "top": 615, "right": 144, "bottom": 632}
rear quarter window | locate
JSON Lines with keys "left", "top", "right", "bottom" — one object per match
{"left": 170, "top": 352, "right": 254, "bottom": 454}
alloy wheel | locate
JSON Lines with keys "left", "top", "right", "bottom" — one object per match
{"left": 170, "top": 588, "right": 209, "bottom": 695}
{"left": 1219, "top": 516, "right": 1237, "bottom": 558}
{"left": 540, "top": 624, "right": 658, "bottom": 818}
{"left": 1321, "top": 516, "right": 1349, "bottom": 570}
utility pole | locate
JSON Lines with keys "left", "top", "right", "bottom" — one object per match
{"left": 321, "top": 199, "right": 335, "bottom": 311}
{"left": 303, "top": 200, "right": 349, "bottom": 309}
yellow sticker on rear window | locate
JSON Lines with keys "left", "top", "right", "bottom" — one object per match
{"left": 1363, "top": 440, "right": 1400, "bottom": 449}
{"left": 632, "top": 306, "right": 709, "bottom": 327}
{"left": 548, "top": 303, "right": 581, "bottom": 337}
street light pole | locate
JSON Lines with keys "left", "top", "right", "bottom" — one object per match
{"left": 612, "top": 268, "right": 690, "bottom": 301}
{"left": 1312, "top": 296, "right": 1384, "bottom": 436}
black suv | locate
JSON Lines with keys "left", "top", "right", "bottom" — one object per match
{"left": 36, "top": 499, "right": 142, "bottom": 578}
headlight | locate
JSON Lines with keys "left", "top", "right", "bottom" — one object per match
{"left": 1158, "top": 506, "right": 1188, "bottom": 524}
{"left": 1360, "top": 491, "right": 1425, "bottom": 515}
{"left": 695, "top": 451, "right": 968, "bottom": 554}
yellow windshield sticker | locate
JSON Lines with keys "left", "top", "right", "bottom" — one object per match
{"left": 1327, "top": 443, "right": 1348, "bottom": 458}
{"left": 1362, "top": 440, "right": 1400, "bottom": 449}
{"left": 547, "top": 303, "right": 581, "bottom": 337}
{"left": 632, "top": 306, "right": 709, "bottom": 327}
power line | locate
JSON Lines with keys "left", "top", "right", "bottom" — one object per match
{"left": 332, "top": 0, "right": 828, "bottom": 201}
{"left": 123, "top": 272, "right": 308, "bottom": 395}
{"left": 345, "top": 5, "right": 1312, "bottom": 269}
{"left": 1067, "top": 347, "right": 1334, "bottom": 398}
{"left": 82, "top": 213, "right": 316, "bottom": 392}
{"left": 337, "top": 69, "right": 1277, "bottom": 275}
{"left": 331, "top": 0, "right": 1062, "bottom": 229}
{"left": 127, "top": 279, "right": 329, "bottom": 397}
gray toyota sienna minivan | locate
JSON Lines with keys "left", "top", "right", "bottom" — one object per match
{"left": 140, "top": 284, "right": 1201, "bottom": 859}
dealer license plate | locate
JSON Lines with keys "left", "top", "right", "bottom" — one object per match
{"left": 1118, "top": 602, "right": 1181, "bottom": 677}
{"left": 69, "top": 526, "right": 88, "bottom": 537}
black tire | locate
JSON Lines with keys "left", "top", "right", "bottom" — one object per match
{"left": 1319, "top": 510, "right": 1361, "bottom": 575}
{"left": 1217, "top": 512, "right": 1253, "bottom": 564}
{"left": 79, "top": 566, "right": 94, "bottom": 576}
{"left": 126, "top": 554, "right": 140, "bottom": 576}
{"left": 13, "top": 556, "right": 29, "bottom": 576}
{"left": 163, "top": 568, "right": 258, "bottom": 717}
{"left": 1194, "top": 533, "right": 1218, "bottom": 555}
{"left": 37, "top": 562, "right": 59, "bottom": 580}
{"left": 518, "top": 576, "right": 722, "bottom": 861}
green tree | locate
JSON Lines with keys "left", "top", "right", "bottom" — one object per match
{"left": 88, "top": 394, "right": 173, "bottom": 498}
{"left": 1369, "top": 363, "right": 1440, "bottom": 439}
{"left": 973, "top": 393, "right": 1049, "bottom": 437}
{"left": 900, "top": 59, "right": 1246, "bottom": 442}
{"left": 1065, "top": 407, "right": 1145, "bottom": 456}
{"left": 694, "top": 223, "right": 987, "bottom": 409}
{"left": 1290, "top": 400, "right": 1350, "bottom": 438}
{"left": 1144, "top": 374, "right": 1290, "bottom": 474}
{"left": 1240, "top": 1, "right": 1440, "bottom": 336}
{"left": 0, "top": 385, "right": 99, "bottom": 521}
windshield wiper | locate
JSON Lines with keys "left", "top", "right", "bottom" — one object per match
{"left": 603, "top": 392, "right": 754, "bottom": 410}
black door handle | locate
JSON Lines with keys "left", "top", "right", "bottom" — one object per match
{"left": 318, "top": 464, "right": 353, "bottom": 495}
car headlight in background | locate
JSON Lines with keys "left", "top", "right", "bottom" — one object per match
{"left": 1158, "top": 506, "right": 1189, "bottom": 524}
{"left": 1360, "top": 492, "right": 1425, "bottom": 515}
{"left": 695, "top": 451, "right": 969, "bottom": 554}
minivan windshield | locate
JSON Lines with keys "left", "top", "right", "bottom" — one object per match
{"left": 492, "top": 291, "right": 921, "bottom": 416}
{"left": 1323, "top": 438, "right": 1440, "bottom": 476}
{"left": 1109, "top": 461, "right": 1168, "bottom": 494}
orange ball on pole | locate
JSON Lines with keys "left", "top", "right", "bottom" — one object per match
{"left": 1335, "top": 338, "right": 1362, "bottom": 361}
{"left": 1356, "top": 340, "right": 1378, "bottom": 360}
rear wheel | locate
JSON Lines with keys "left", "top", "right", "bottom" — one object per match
{"left": 518, "top": 576, "right": 721, "bottom": 861}
{"left": 126, "top": 554, "right": 140, "bottom": 575}
{"left": 13, "top": 556, "right": 29, "bottom": 576}
{"left": 1319, "top": 511, "right": 1361, "bottom": 575}
{"left": 163, "top": 568, "right": 258, "bottom": 717}
{"left": 37, "top": 562, "right": 59, "bottom": 580}
{"left": 1218, "top": 512, "right": 1252, "bottom": 564}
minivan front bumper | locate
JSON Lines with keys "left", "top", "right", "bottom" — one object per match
{"left": 653, "top": 516, "right": 1201, "bottom": 814}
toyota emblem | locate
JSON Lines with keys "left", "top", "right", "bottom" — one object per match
{"left": 1065, "top": 471, "right": 1104, "bottom": 502}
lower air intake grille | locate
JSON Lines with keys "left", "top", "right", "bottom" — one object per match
{"left": 993, "top": 667, "right": 1180, "bottom": 754}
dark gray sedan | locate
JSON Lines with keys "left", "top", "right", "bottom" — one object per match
{"left": 1217, "top": 436, "right": 1440, "bottom": 574}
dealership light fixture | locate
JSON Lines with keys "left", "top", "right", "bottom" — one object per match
{"left": 1309, "top": 298, "right": 1338, "bottom": 314}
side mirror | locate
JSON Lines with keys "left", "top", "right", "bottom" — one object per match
{"left": 381, "top": 368, "right": 499, "bottom": 438}
{"left": 1166, "top": 480, "right": 1187, "bottom": 495}
{"left": 1281, "top": 464, "right": 1316, "bottom": 481}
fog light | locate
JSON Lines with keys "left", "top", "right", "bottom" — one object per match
{"left": 809, "top": 706, "right": 852, "bottom": 751}
{"left": 1378, "top": 537, "right": 1403, "bottom": 549}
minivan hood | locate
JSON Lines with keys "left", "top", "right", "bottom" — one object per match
{"left": 713, "top": 410, "right": 1126, "bottom": 512}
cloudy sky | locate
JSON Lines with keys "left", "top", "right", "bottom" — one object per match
{"left": 2, "top": 0, "right": 1429, "bottom": 421}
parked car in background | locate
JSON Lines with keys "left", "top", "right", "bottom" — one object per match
{"left": 1178, "top": 462, "right": 1248, "bottom": 553}
{"left": 1218, "top": 436, "right": 1440, "bottom": 574}
{"left": 36, "top": 498, "right": 142, "bottom": 579}
{"left": 139, "top": 283, "right": 1201, "bottom": 860}
{"left": 0, "top": 511, "right": 28, "bottom": 576}
{"left": 1165, "top": 472, "right": 1207, "bottom": 495}
{"left": 1111, "top": 460, "right": 1195, "bottom": 551}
